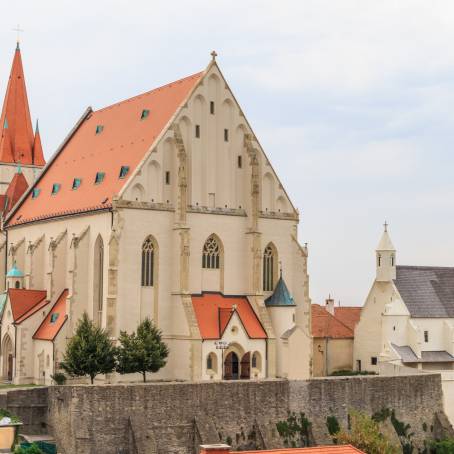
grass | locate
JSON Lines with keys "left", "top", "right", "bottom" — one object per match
{"left": 0, "top": 384, "right": 40, "bottom": 390}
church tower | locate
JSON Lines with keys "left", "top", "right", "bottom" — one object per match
{"left": 376, "top": 222, "right": 396, "bottom": 282}
{"left": 0, "top": 43, "right": 45, "bottom": 194}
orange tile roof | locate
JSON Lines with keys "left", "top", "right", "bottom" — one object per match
{"left": 7, "top": 70, "right": 203, "bottom": 227}
{"left": 7, "top": 288, "right": 48, "bottom": 323}
{"left": 192, "top": 293, "right": 267, "bottom": 340}
{"left": 3, "top": 171, "right": 28, "bottom": 214}
{"left": 0, "top": 44, "right": 45, "bottom": 166}
{"left": 232, "top": 446, "right": 364, "bottom": 454}
{"left": 334, "top": 307, "right": 361, "bottom": 332}
{"left": 34, "top": 289, "right": 68, "bottom": 341}
{"left": 312, "top": 304, "right": 354, "bottom": 339}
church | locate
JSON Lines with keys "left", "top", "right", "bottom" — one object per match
{"left": 0, "top": 44, "right": 312, "bottom": 384}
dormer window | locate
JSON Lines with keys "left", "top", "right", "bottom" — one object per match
{"left": 95, "top": 125, "right": 104, "bottom": 135}
{"left": 51, "top": 183, "right": 61, "bottom": 195}
{"left": 32, "top": 188, "right": 41, "bottom": 199}
{"left": 119, "top": 166, "right": 130, "bottom": 179}
{"left": 72, "top": 178, "right": 82, "bottom": 190}
{"left": 141, "top": 109, "right": 150, "bottom": 120}
{"left": 50, "top": 313, "right": 59, "bottom": 324}
{"left": 95, "top": 172, "right": 105, "bottom": 184}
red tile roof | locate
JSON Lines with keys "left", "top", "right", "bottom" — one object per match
{"left": 192, "top": 293, "right": 267, "bottom": 340}
{"left": 232, "top": 446, "right": 364, "bottom": 454}
{"left": 8, "top": 289, "right": 48, "bottom": 323}
{"left": 3, "top": 171, "right": 28, "bottom": 214}
{"left": 312, "top": 304, "right": 354, "bottom": 339}
{"left": 7, "top": 70, "right": 203, "bottom": 227}
{"left": 334, "top": 307, "right": 361, "bottom": 332}
{"left": 34, "top": 289, "right": 68, "bottom": 341}
{"left": 0, "top": 45, "right": 45, "bottom": 166}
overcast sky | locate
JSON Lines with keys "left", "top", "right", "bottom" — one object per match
{"left": 1, "top": 1, "right": 454, "bottom": 306}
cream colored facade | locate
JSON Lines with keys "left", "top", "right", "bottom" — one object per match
{"left": 312, "top": 338, "right": 353, "bottom": 377}
{"left": 1, "top": 59, "right": 312, "bottom": 383}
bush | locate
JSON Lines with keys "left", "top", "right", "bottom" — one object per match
{"left": 330, "top": 369, "right": 377, "bottom": 376}
{"left": 429, "top": 439, "right": 454, "bottom": 453}
{"left": 336, "top": 409, "right": 400, "bottom": 454}
{"left": 14, "top": 443, "right": 44, "bottom": 454}
{"left": 0, "top": 408, "right": 21, "bottom": 423}
{"left": 50, "top": 372, "right": 66, "bottom": 385}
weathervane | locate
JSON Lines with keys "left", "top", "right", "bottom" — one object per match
{"left": 384, "top": 220, "right": 388, "bottom": 232}
{"left": 211, "top": 50, "right": 218, "bottom": 61}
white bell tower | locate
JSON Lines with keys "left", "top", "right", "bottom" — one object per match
{"left": 376, "top": 222, "right": 396, "bottom": 282}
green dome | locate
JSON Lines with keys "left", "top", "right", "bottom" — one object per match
{"left": 265, "top": 276, "right": 295, "bottom": 307}
{"left": 6, "top": 264, "right": 24, "bottom": 278}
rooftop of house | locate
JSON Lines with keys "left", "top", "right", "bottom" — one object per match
{"left": 34, "top": 289, "right": 68, "bottom": 341}
{"left": 311, "top": 304, "right": 354, "bottom": 339}
{"left": 394, "top": 265, "right": 454, "bottom": 318}
{"left": 6, "top": 68, "right": 203, "bottom": 227}
{"left": 7, "top": 288, "right": 48, "bottom": 323}
{"left": 391, "top": 343, "right": 454, "bottom": 364}
{"left": 199, "top": 444, "right": 365, "bottom": 454}
{"left": 265, "top": 276, "right": 296, "bottom": 307}
{"left": 192, "top": 293, "right": 267, "bottom": 340}
{"left": 333, "top": 307, "right": 361, "bottom": 332}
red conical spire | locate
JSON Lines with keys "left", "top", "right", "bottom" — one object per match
{"left": 0, "top": 43, "right": 44, "bottom": 165}
{"left": 32, "top": 120, "right": 45, "bottom": 166}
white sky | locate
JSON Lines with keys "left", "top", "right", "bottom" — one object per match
{"left": 1, "top": 1, "right": 454, "bottom": 306}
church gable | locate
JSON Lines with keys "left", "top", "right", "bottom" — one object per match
{"left": 120, "top": 61, "right": 296, "bottom": 217}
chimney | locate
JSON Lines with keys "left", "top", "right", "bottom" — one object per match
{"left": 200, "top": 445, "right": 231, "bottom": 454}
{"left": 325, "top": 295, "right": 335, "bottom": 315}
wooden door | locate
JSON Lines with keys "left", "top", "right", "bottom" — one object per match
{"left": 240, "top": 352, "right": 251, "bottom": 379}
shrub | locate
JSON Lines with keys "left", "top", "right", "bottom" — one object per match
{"left": 330, "top": 369, "right": 377, "bottom": 376}
{"left": 14, "top": 443, "right": 44, "bottom": 454}
{"left": 50, "top": 372, "right": 66, "bottom": 385}
{"left": 276, "top": 412, "right": 312, "bottom": 447}
{"left": 429, "top": 439, "right": 454, "bottom": 453}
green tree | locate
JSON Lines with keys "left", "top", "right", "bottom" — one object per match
{"left": 116, "top": 318, "right": 169, "bottom": 382}
{"left": 336, "top": 409, "right": 400, "bottom": 454}
{"left": 60, "top": 312, "right": 116, "bottom": 384}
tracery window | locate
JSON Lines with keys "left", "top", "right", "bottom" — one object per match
{"left": 141, "top": 237, "right": 155, "bottom": 286}
{"left": 202, "top": 236, "right": 220, "bottom": 269}
{"left": 263, "top": 245, "right": 275, "bottom": 291}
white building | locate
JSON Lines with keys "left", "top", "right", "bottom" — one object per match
{"left": 354, "top": 225, "right": 454, "bottom": 372}
{"left": 0, "top": 49, "right": 312, "bottom": 384}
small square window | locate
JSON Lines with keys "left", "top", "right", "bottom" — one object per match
{"left": 119, "top": 166, "right": 130, "bottom": 179}
{"left": 195, "top": 124, "right": 200, "bottom": 138}
{"left": 32, "top": 188, "right": 41, "bottom": 199}
{"left": 424, "top": 330, "right": 429, "bottom": 342}
{"left": 224, "top": 129, "right": 229, "bottom": 142}
{"left": 210, "top": 101, "right": 215, "bottom": 114}
{"left": 237, "top": 156, "right": 242, "bottom": 168}
{"left": 165, "top": 171, "right": 170, "bottom": 185}
{"left": 95, "top": 172, "right": 105, "bottom": 184}
{"left": 141, "top": 109, "right": 150, "bottom": 120}
{"left": 50, "top": 313, "right": 59, "bottom": 323}
{"left": 51, "top": 183, "right": 61, "bottom": 195}
{"left": 72, "top": 178, "right": 82, "bottom": 190}
{"left": 371, "top": 357, "right": 378, "bottom": 366}
{"left": 95, "top": 125, "right": 104, "bottom": 135}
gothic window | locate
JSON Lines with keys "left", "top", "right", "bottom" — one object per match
{"left": 202, "top": 236, "right": 220, "bottom": 269}
{"left": 263, "top": 244, "right": 276, "bottom": 291}
{"left": 141, "top": 237, "right": 155, "bottom": 287}
{"left": 93, "top": 236, "right": 104, "bottom": 327}
{"left": 207, "top": 355, "right": 213, "bottom": 370}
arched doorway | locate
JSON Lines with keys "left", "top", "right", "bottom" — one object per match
{"left": 240, "top": 352, "right": 251, "bottom": 379}
{"left": 224, "top": 352, "right": 239, "bottom": 380}
{"left": 2, "top": 335, "right": 13, "bottom": 381}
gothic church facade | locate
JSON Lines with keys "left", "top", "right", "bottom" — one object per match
{"left": 0, "top": 47, "right": 312, "bottom": 384}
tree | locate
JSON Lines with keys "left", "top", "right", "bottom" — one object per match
{"left": 116, "top": 318, "right": 169, "bottom": 382}
{"left": 60, "top": 312, "right": 116, "bottom": 384}
{"left": 336, "top": 410, "right": 400, "bottom": 454}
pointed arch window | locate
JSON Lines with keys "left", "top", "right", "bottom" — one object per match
{"left": 263, "top": 244, "right": 276, "bottom": 292}
{"left": 141, "top": 237, "right": 155, "bottom": 287}
{"left": 202, "top": 236, "right": 220, "bottom": 269}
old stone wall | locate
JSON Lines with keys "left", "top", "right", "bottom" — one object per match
{"left": 39, "top": 374, "right": 452, "bottom": 454}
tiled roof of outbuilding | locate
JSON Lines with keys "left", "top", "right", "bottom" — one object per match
{"left": 8, "top": 288, "right": 48, "bottom": 322}
{"left": 233, "top": 445, "right": 365, "bottom": 453}
{"left": 334, "top": 307, "right": 361, "bottom": 331}
{"left": 391, "top": 343, "right": 454, "bottom": 363}
{"left": 311, "top": 304, "right": 353, "bottom": 339}
{"left": 34, "top": 289, "right": 68, "bottom": 341}
{"left": 394, "top": 265, "right": 454, "bottom": 318}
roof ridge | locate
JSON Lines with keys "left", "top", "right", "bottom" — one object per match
{"left": 95, "top": 71, "right": 203, "bottom": 114}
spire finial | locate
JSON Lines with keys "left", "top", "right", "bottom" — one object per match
{"left": 12, "top": 25, "right": 24, "bottom": 48}
{"left": 279, "top": 260, "right": 283, "bottom": 278}
{"left": 384, "top": 220, "right": 388, "bottom": 232}
{"left": 17, "top": 161, "right": 22, "bottom": 174}
{"left": 35, "top": 119, "right": 39, "bottom": 134}
{"left": 210, "top": 50, "right": 218, "bottom": 61}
